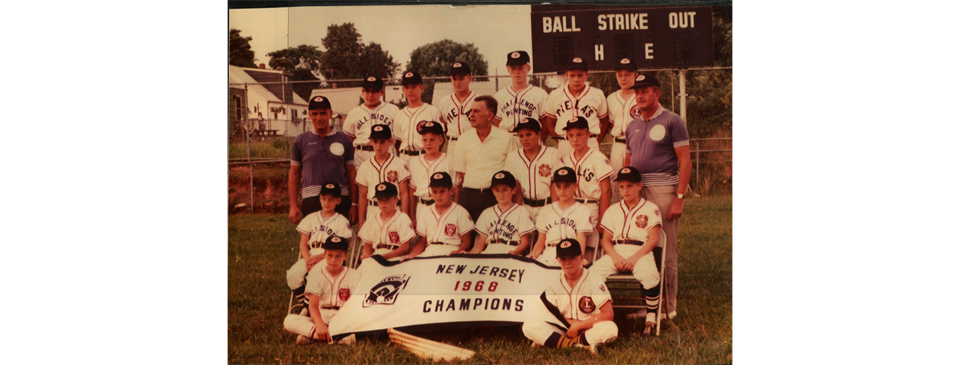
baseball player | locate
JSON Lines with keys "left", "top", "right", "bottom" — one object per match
{"left": 542, "top": 57, "right": 610, "bottom": 158}
{"left": 355, "top": 124, "right": 410, "bottom": 231}
{"left": 470, "top": 171, "right": 535, "bottom": 255}
{"left": 283, "top": 235, "right": 360, "bottom": 345}
{"left": 408, "top": 120, "right": 460, "bottom": 226}
{"left": 358, "top": 182, "right": 417, "bottom": 261}
{"left": 592, "top": 166, "right": 662, "bottom": 334}
{"left": 286, "top": 183, "right": 354, "bottom": 315}
{"left": 492, "top": 51, "right": 549, "bottom": 137}
{"left": 557, "top": 116, "right": 613, "bottom": 261}
{"left": 606, "top": 59, "right": 639, "bottom": 204}
{"left": 393, "top": 71, "right": 443, "bottom": 165}
{"left": 503, "top": 117, "right": 559, "bottom": 219}
{"left": 527, "top": 167, "right": 594, "bottom": 267}
{"left": 521, "top": 238, "right": 617, "bottom": 354}
{"left": 342, "top": 76, "right": 401, "bottom": 168}
{"left": 435, "top": 61, "right": 477, "bottom": 165}
{"left": 409, "top": 172, "right": 474, "bottom": 258}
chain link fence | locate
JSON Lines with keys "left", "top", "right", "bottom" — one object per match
{"left": 228, "top": 68, "right": 731, "bottom": 214}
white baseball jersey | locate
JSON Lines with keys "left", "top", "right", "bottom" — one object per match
{"left": 296, "top": 211, "right": 354, "bottom": 255}
{"left": 599, "top": 198, "right": 662, "bottom": 242}
{"left": 355, "top": 154, "right": 411, "bottom": 200}
{"left": 305, "top": 266, "right": 361, "bottom": 324}
{"left": 342, "top": 102, "right": 401, "bottom": 145}
{"left": 416, "top": 203, "right": 474, "bottom": 251}
{"left": 544, "top": 84, "right": 609, "bottom": 136}
{"left": 606, "top": 90, "right": 638, "bottom": 140}
{"left": 504, "top": 145, "right": 560, "bottom": 201}
{"left": 393, "top": 104, "right": 443, "bottom": 152}
{"left": 559, "top": 149, "right": 613, "bottom": 201}
{"left": 543, "top": 268, "right": 612, "bottom": 321}
{"left": 408, "top": 153, "right": 459, "bottom": 201}
{"left": 358, "top": 211, "right": 416, "bottom": 252}
{"left": 474, "top": 203, "right": 536, "bottom": 246}
{"left": 436, "top": 91, "right": 477, "bottom": 139}
{"left": 536, "top": 202, "right": 595, "bottom": 246}
{"left": 494, "top": 84, "right": 549, "bottom": 132}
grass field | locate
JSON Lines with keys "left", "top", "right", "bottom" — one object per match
{"left": 229, "top": 195, "right": 732, "bottom": 364}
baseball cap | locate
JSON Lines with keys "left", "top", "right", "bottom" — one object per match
{"left": 373, "top": 182, "right": 399, "bottom": 199}
{"left": 321, "top": 235, "right": 349, "bottom": 252}
{"left": 614, "top": 166, "right": 642, "bottom": 183}
{"left": 369, "top": 124, "right": 392, "bottom": 140}
{"left": 629, "top": 73, "right": 661, "bottom": 89}
{"left": 429, "top": 172, "right": 453, "bottom": 189}
{"left": 561, "top": 116, "right": 589, "bottom": 131}
{"left": 362, "top": 76, "right": 384, "bottom": 90}
{"left": 506, "top": 51, "right": 530, "bottom": 66}
{"left": 556, "top": 238, "right": 582, "bottom": 258}
{"left": 561, "top": 57, "right": 588, "bottom": 74}
{"left": 308, "top": 95, "right": 331, "bottom": 110}
{"left": 401, "top": 71, "right": 423, "bottom": 86}
{"left": 614, "top": 58, "right": 638, "bottom": 72}
{"left": 512, "top": 117, "right": 542, "bottom": 133}
{"left": 490, "top": 170, "right": 517, "bottom": 188}
{"left": 552, "top": 167, "right": 577, "bottom": 184}
{"left": 450, "top": 61, "right": 471, "bottom": 76}
{"left": 417, "top": 120, "right": 445, "bottom": 136}
{"left": 319, "top": 183, "right": 342, "bottom": 197}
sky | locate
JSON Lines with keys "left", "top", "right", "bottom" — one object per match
{"left": 229, "top": 5, "right": 533, "bottom": 78}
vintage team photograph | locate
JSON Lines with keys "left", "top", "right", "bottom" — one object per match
{"left": 228, "top": 3, "right": 732, "bottom": 363}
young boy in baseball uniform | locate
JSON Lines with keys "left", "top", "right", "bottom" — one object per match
{"left": 557, "top": 116, "right": 613, "bottom": 262}
{"left": 283, "top": 235, "right": 360, "bottom": 345}
{"left": 503, "top": 117, "right": 559, "bottom": 219}
{"left": 606, "top": 59, "right": 639, "bottom": 204}
{"left": 286, "top": 183, "right": 354, "bottom": 315}
{"left": 355, "top": 124, "right": 410, "bottom": 231}
{"left": 493, "top": 51, "right": 549, "bottom": 137}
{"left": 409, "top": 172, "right": 474, "bottom": 258}
{"left": 522, "top": 238, "right": 617, "bottom": 354}
{"left": 393, "top": 71, "right": 443, "bottom": 165}
{"left": 342, "top": 76, "right": 400, "bottom": 168}
{"left": 527, "top": 167, "right": 595, "bottom": 267}
{"left": 471, "top": 171, "right": 535, "bottom": 255}
{"left": 542, "top": 57, "right": 610, "bottom": 157}
{"left": 435, "top": 61, "right": 477, "bottom": 165}
{"left": 408, "top": 120, "right": 460, "bottom": 227}
{"left": 592, "top": 166, "right": 662, "bottom": 335}
{"left": 359, "top": 182, "right": 417, "bottom": 261}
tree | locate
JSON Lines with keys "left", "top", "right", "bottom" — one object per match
{"left": 317, "top": 23, "right": 401, "bottom": 81}
{"left": 406, "top": 39, "right": 488, "bottom": 78}
{"left": 267, "top": 45, "right": 323, "bottom": 75}
{"left": 229, "top": 29, "right": 256, "bottom": 68}
{"left": 359, "top": 42, "right": 401, "bottom": 81}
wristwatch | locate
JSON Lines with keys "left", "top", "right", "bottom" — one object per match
{"left": 676, "top": 193, "right": 685, "bottom": 199}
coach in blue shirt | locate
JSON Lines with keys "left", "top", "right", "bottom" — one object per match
{"left": 288, "top": 95, "right": 358, "bottom": 224}
{"left": 624, "top": 73, "right": 691, "bottom": 321}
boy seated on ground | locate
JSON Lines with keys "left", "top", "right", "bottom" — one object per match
{"left": 359, "top": 182, "right": 417, "bottom": 261}
{"left": 469, "top": 171, "right": 534, "bottom": 255}
{"left": 283, "top": 235, "right": 359, "bottom": 345}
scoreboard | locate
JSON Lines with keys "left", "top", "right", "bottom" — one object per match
{"left": 530, "top": 5, "right": 714, "bottom": 73}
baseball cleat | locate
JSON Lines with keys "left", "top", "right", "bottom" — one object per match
{"left": 626, "top": 308, "right": 647, "bottom": 320}
{"left": 531, "top": 342, "right": 541, "bottom": 349}
{"left": 642, "top": 322, "right": 655, "bottom": 336}
{"left": 337, "top": 334, "right": 356, "bottom": 345}
{"left": 296, "top": 335, "right": 316, "bottom": 345}
{"left": 667, "top": 311, "right": 677, "bottom": 320}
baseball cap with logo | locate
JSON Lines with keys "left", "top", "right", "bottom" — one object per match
{"left": 373, "top": 182, "right": 399, "bottom": 199}
{"left": 490, "top": 170, "right": 517, "bottom": 188}
{"left": 319, "top": 183, "right": 342, "bottom": 197}
{"left": 614, "top": 58, "right": 638, "bottom": 72}
{"left": 429, "top": 172, "right": 453, "bottom": 189}
{"left": 562, "top": 57, "right": 588, "bottom": 73}
{"left": 629, "top": 73, "right": 661, "bottom": 89}
{"left": 561, "top": 116, "right": 589, "bottom": 131}
{"left": 417, "top": 120, "right": 445, "bottom": 136}
{"left": 362, "top": 76, "right": 384, "bottom": 90}
{"left": 401, "top": 71, "right": 423, "bottom": 86}
{"left": 369, "top": 124, "right": 393, "bottom": 140}
{"left": 512, "top": 117, "right": 542, "bottom": 133}
{"left": 556, "top": 238, "right": 583, "bottom": 258}
{"left": 321, "top": 235, "right": 349, "bottom": 252}
{"left": 450, "top": 61, "right": 471, "bottom": 76}
{"left": 506, "top": 51, "right": 530, "bottom": 66}
{"left": 552, "top": 167, "right": 577, "bottom": 184}
{"left": 614, "top": 166, "right": 643, "bottom": 183}
{"left": 308, "top": 95, "right": 332, "bottom": 110}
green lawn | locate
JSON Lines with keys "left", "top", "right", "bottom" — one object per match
{"left": 228, "top": 195, "right": 732, "bottom": 364}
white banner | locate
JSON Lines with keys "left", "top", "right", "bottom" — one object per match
{"left": 329, "top": 254, "right": 564, "bottom": 336}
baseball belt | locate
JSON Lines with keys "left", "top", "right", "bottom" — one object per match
{"left": 418, "top": 197, "right": 435, "bottom": 206}
{"left": 614, "top": 137, "right": 627, "bottom": 143}
{"left": 368, "top": 200, "right": 401, "bottom": 207}
{"left": 488, "top": 239, "right": 519, "bottom": 246}
{"left": 575, "top": 198, "right": 599, "bottom": 204}
{"left": 320, "top": 306, "right": 340, "bottom": 310}
{"left": 523, "top": 197, "right": 551, "bottom": 207}
{"left": 356, "top": 145, "right": 374, "bottom": 151}
{"left": 613, "top": 239, "right": 645, "bottom": 246}
{"left": 429, "top": 241, "right": 458, "bottom": 246}
{"left": 376, "top": 243, "right": 397, "bottom": 250}
{"left": 401, "top": 150, "right": 423, "bottom": 156}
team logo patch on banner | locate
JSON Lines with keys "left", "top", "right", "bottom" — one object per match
{"left": 387, "top": 171, "right": 398, "bottom": 183}
{"left": 444, "top": 223, "right": 457, "bottom": 237}
{"left": 629, "top": 104, "right": 642, "bottom": 119}
{"left": 636, "top": 215, "right": 648, "bottom": 228}
{"left": 363, "top": 274, "right": 410, "bottom": 307}
{"left": 578, "top": 296, "right": 596, "bottom": 314}
{"left": 538, "top": 164, "right": 552, "bottom": 178}
{"left": 389, "top": 232, "right": 400, "bottom": 244}
{"left": 338, "top": 288, "right": 351, "bottom": 302}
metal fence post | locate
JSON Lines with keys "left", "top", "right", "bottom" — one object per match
{"left": 245, "top": 84, "right": 254, "bottom": 213}
{"left": 679, "top": 69, "right": 687, "bottom": 122}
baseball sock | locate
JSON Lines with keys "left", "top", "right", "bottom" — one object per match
{"left": 544, "top": 333, "right": 584, "bottom": 348}
{"left": 643, "top": 284, "right": 660, "bottom": 323}
{"left": 291, "top": 286, "right": 306, "bottom": 314}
